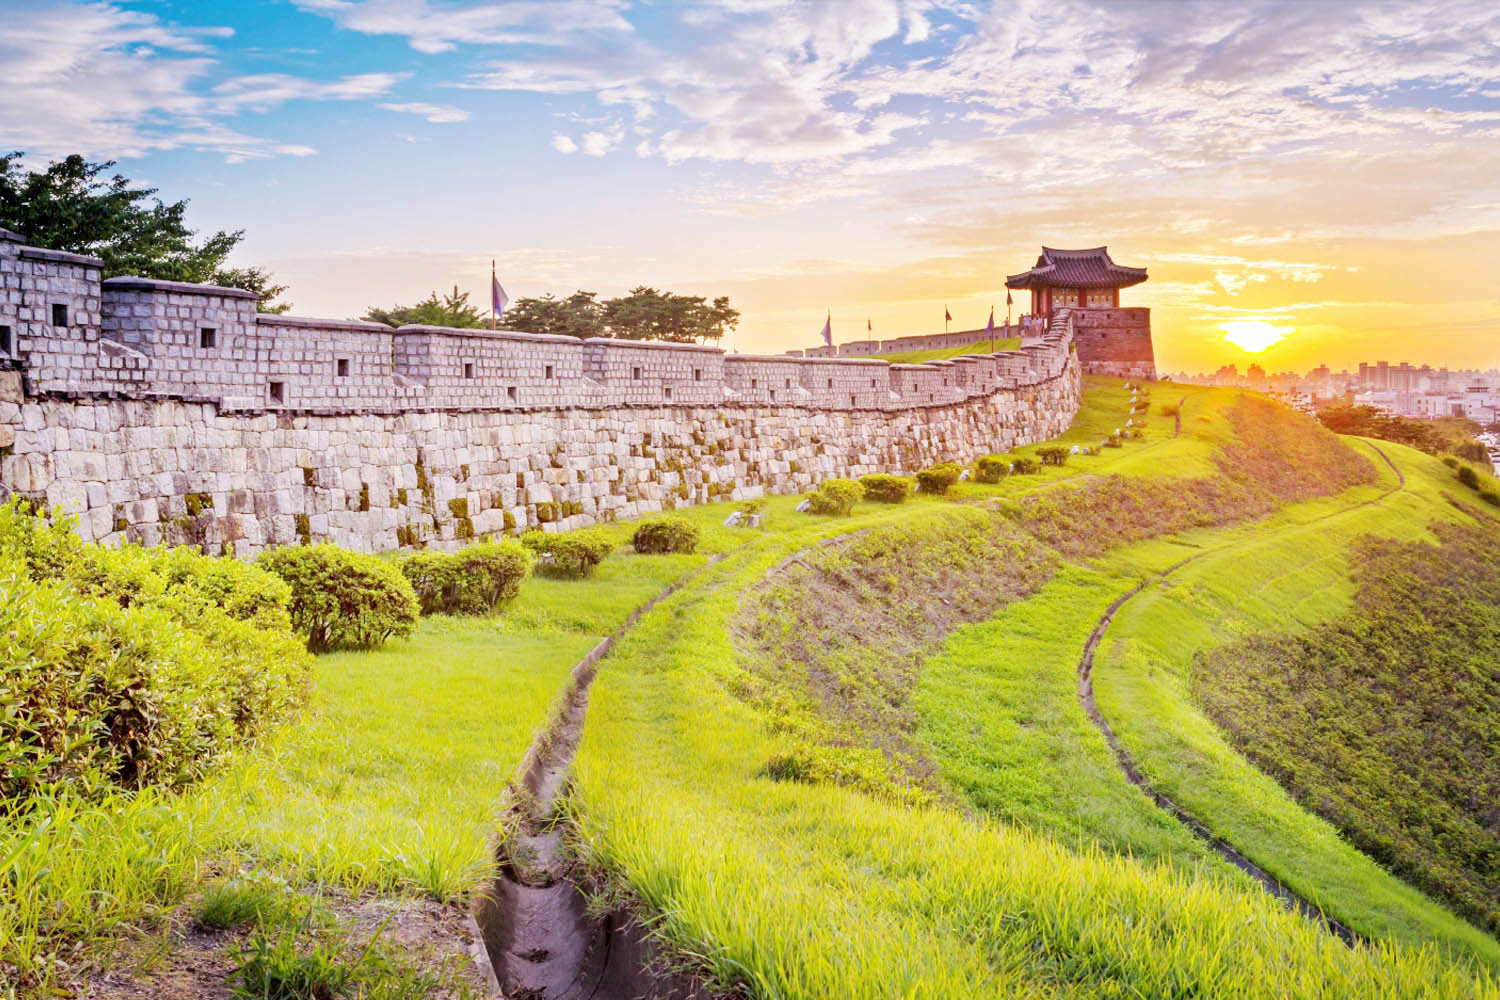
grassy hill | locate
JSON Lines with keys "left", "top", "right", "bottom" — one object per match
{"left": 570, "top": 379, "right": 1500, "bottom": 996}
{"left": 5, "top": 376, "right": 1498, "bottom": 998}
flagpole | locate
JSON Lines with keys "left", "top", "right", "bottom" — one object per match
{"left": 491, "top": 260, "right": 497, "bottom": 331}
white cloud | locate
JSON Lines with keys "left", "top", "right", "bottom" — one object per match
{"left": 579, "top": 130, "right": 618, "bottom": 156}
{"left": 294, "top": 0, "right": 634, "bottom": 54}
{"left": 0, "top": 2, "right": 406, "bottom": 162}
{"left": 379, "top": 100, "right": 470, "bottom": 123}
{"left": 551, "top": 134, "right": 579, "bottom": 154}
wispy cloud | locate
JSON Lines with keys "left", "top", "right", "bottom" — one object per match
{"left": 292, "top": 0, "right": 634, "bottom": 54}
{"left": 379, "top": 100, "right": 470, "bottom": 123}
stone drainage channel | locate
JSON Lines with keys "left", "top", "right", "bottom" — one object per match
{"left": 1076, "top": 439, "right": 1408, "bottom": 949}
{"left": 471, "top": 557, "right": 725, "bottom": 1000}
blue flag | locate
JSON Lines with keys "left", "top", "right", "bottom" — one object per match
{"left": 986, "top": 307, "right": 995, "bottom": 334}
{"left": 821, "top": 311, "right": 832, "bottom": 347}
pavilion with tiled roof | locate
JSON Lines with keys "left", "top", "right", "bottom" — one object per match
{"left": 1005, "top": 247, "right": 1148, "bottom": 319}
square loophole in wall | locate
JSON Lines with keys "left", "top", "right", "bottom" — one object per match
{"left": 336, "top": 358, "right": 350, "bottom": 377}
{"left": 0, "top": 325, "right": 11, "bottom": 355}
{"left": 200, "top": 327, "right": 217, "bottom": 349}
{"left": 51, "top": 303, "right": 68, "bottom": 327}
{"left": 269, "top": 380, "right": 285, "bottom": 404}
{"left": 693, "top": 367, "right": 702, "bottom": 381}
{"left": 507, "top": 386, "right": 518, "bottom": 402}
{"left": 464, "top": 362, "right": 475, "bottom": 379}
{"left": 664, "top": 386, "right": 672, "bottom": 400}
{"left": 631, "top": 366, "right": 642, "bottom": 381}
{"left": 545, "top": 364, "right": 554, "bottom": 380}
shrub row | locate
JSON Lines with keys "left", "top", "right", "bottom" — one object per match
{"left": 259, "top": 545, "right": 420, "bottom": 650}
{"left": 806, "top": 479, "right": 863, "bottom": 516}
{"left": 1, "top": 502, "right": 312, "bottom": 801}
{"left": 522, "top": 527, "right": 614, "bottom": 576}
{"left": 859, "top": 474, "right": 911, "bottom": 504}
{"left": 397, "top": 540, "right": 532, "bottom": 616}
{"left": 632, "top": 516, "right": 700, "bottom": 554}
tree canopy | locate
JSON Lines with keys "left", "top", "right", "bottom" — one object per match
{"left": 502, "top": 286, "right": 738, "bottom": 343}
{"left": 0, "top": 152, "right": 289, "bottom": 313}
{"left": 360, "top": 287, "right": 487, "bottom": 328}
{"left": 1316, "top": 404, "right": 1483, "bottom": 456}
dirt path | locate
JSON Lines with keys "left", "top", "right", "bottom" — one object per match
{"left": 1075, "top": 439, "right": 1405, "bottom": 947}
{"left": 472, "top": 557, "right": 724, "bottom": 1000}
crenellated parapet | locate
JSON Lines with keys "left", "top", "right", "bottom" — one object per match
{"left": 0, "top": 230, "right": 1076, "bottom": 415}
{"left": 0, "top": 229, "right": 1084, "bottom": 554}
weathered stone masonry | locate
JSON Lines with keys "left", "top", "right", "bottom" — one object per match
{"left": 0, "top": 228, "right": 1081, "bottom": 554}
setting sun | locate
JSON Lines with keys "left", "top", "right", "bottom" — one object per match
{"left": 1221, "top": 320, "right": 1291, "bottom": 354}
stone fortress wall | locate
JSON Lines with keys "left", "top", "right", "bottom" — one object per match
{"left": 0, "top": 228, "right": 1083, "bottom": 554}
{"left": 791, "top": 310, "right": 1155, "bottom": 380}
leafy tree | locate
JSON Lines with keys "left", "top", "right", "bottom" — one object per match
{"left": 361, "top": 286, "right": 487, "bottom": 328}
{"left": 502, "top": 286, "right": 738, "bottom": 343}
{"left": 0, "top": 152, "right": 289, "bottom": 313}
{"left": 501, "top": 291, "right": 605, "bottom": 338}
{"left": 603, "top": 286, "right": 739, "bottom": 343}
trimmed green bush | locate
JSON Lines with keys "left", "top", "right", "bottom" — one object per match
{"left": 1441, "top": 455, "right": 1460, "bottom": 469}
{"left": 0, "top": 501, "right": 311, "bottom": 801}
{"left": 400, "top": 540, "right": 533, "bottom": 615}
{"left": 522, "top": 527, "right": 614, "bottom": 577}
{"left": 915, "top": 462, "right": 962, "bottom": 495}
{"left": 1011, "top": 457, "right": 1041, "bottom": 475}
{"left": 1479, "top": 489, "right": 1500, "bottom": 507}
{"left": 859, "top": 474, "right": 912, "bottom": 504}
{"left": 806, "top": 478, "right": 863, "bottom": 517}
{"left": 1456, "top": 464, "right": 1480, "bottom": 489}
{"left": 632, "top": 516, "right": 700, "bottom": 554}
{"left": 1036, "top": 446, "right": 1070, "bottom": 467}
{"left": 975, "top": 455, "right": 1010, "bottom": 484}
{"left": 259, "top": 544, "right": 419, "bottom": 651}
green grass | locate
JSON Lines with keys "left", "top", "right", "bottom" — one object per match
{"left": 0, "top": 540, "right": 713, "bottom": 992}
{"left": 850, "top": 339, "right": 1022, "bottom": 364}
{"left": 1091, "top": 440, "right": 1500, "bottom": 968}
{"left": 561, "top": 384, "right": 1499, "bottom": 995}
{"left": 570, "top": 511, "right": 1499, "bottom": 997}
{"left": 1193, "top": 521, "right": 1500, "bottom": 935}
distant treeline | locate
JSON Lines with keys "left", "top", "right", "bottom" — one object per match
{"left": 362, "top": 286, "right": 738, "bottom": 344}
{"left": 1316, "top": 404, "right": 1488, "bottom": 462}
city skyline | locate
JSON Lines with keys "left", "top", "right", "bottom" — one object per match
{"left": 3, "top": 0, "right": 1499, "bottom": 372}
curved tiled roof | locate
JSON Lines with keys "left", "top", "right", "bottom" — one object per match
{"left": 1005, "top": 246, "right": 1148, "bottom": 290}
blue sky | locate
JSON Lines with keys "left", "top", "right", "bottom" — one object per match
{"left": 3, "top": 0, "right": 1500, "bottom": 371}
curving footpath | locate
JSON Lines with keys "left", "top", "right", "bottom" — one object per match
{"left": 1076, "top": 438, "right": 1406, "bottom": 948}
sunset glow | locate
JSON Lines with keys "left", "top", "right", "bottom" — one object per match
{"left": 1221, "top": 321, "right": 1292, "bottom": 354}
{"left": 0, "top": 1, "right": 1497, "bottom": 373}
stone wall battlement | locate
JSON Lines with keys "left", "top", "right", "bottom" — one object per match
{"left": 0, "top": 229, "right": 1075, "bottom": 415}
{"left": 0, "top": 227, "right": 1084, "bottom": 553}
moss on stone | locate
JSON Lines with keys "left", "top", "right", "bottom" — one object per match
{"left": 449, "top": 497, "right": 469, "bottom": 520}
{"left": 536, "top": 502, "right": 557, "bottom": 523}
{"left": 295, "top": 513, "right": 311, "bottom": 544}
{"left": 359, "top": 482, "right": 370, "bottom": 512}
{"left": 184, "top": 492, "right": 213, "bottom": 517}
{"left": 302, "top": 466, "right": 315, "bottom": 487}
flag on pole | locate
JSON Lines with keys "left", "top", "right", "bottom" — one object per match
{"left": 1006, "top": 291, "right": 1013, "bottom": 306}
{"left": 820, "top": 311, "right": 832, "bottom": 347}
{"left": 867, "top": 318, "right": 872, "bottom": 332}
{"left": 491, "top": 261, "right": 509, "bottom": 328}
{"left": 985, "top": 307, "right": 994, "bottom": 334}
{"left": 944, "top": 305, "right": 952, "bottom": 323}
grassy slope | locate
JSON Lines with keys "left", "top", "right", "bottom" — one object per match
{"left": 0, "top": 546, "right": 707, "bottom": 988}
{"left": 1091, "top": 437, "right": 1500, "bottom": 967}
{"left": 851, "top": 339, "right": 1022, "bottom": 364}
{"left": 569, "top": 385, "right": 1499, "bottom": 997}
